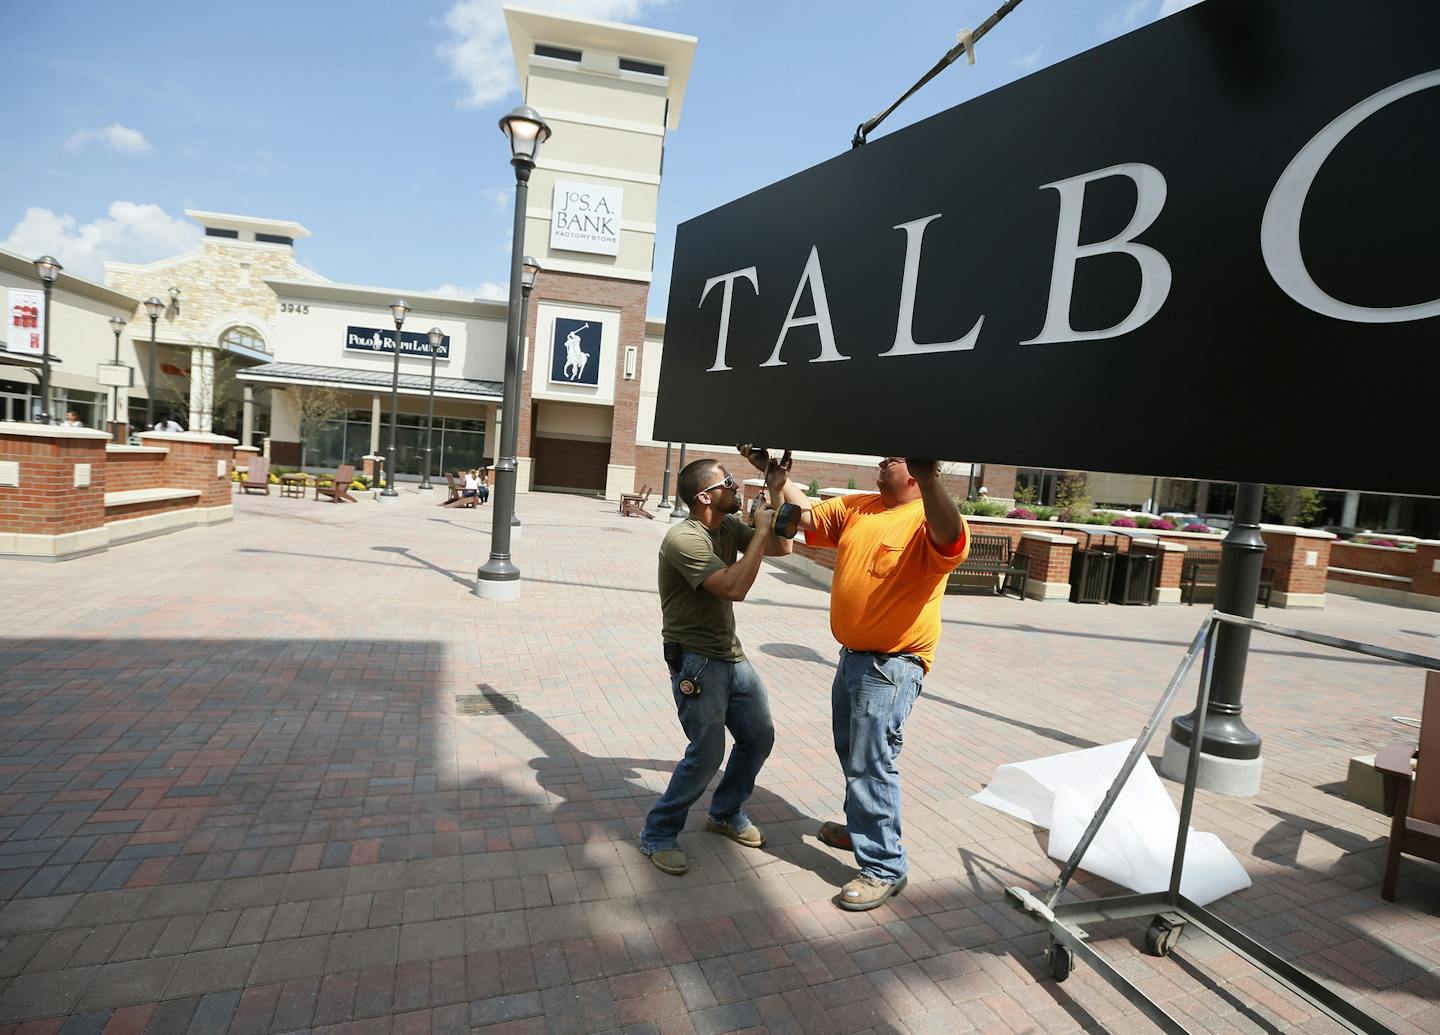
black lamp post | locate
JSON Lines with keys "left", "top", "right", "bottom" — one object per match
{"left": 32, "top": 256, "right": 61, "bottom": 424}
{"left": 658, "top": 442, "right": 674, "bottom": 511}
{"left": 670, "top": 442, "right": 689, "bottom": 520}
{"left": 381, "top": 299, "right": 410, "bottom": 498}
{"left": 108, "top": 315, "right": 126, "bottom": 442}
{"left": 1163, "top": 481, "right": 1266, "bottom": 793}
{"left": 143, "top": 296, "right": 163, "bottom": 429}
{"left": 507, "top": 255, "right": 540, "bottom": 529}
{"left": 476, "top": 104, "right": 551, "bottom": 601}
{"left": 419, "top": 326, "right": 443, "bottom": 492}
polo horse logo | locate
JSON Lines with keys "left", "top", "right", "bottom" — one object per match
{"left": 562, "top": 323, "right": 591, "bottom": 381}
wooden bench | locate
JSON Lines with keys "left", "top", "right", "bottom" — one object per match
{"left": 1374, "top": 671, "right": 1440, "bottom": 901}
{"left": 946, "top": 533, "right": 1029, "bottom": 599}
{"left": 1181, "top": 555, "right": 1275, "bottom": 607}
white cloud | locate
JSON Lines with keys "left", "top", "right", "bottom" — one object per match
{"left": 439, "top": 0, "right": 672, "bottom": 108}
{"left": 1105, "top": 0, "right": 1152, "bottom": 34}
{"left": 1012, "top": 45, "right": 1045, "bottom": 71}
{"left": 429, "top": 281, "right": 508, "bottom": 301}
{"left": 0, "top": 203, "right": 201, "bottom": 280}
{"left": 63, "top": 124, "right": 153, "bottom": 154}
{"left": 482, "top": 186, "right": 512, "bottom": 213}
{"left": 1159, "top": 0, "right": 1204, "bottom": 15}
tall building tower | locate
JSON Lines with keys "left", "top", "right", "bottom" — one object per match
{"left": 502, "top": 5, "right": 695, "bottom": 497}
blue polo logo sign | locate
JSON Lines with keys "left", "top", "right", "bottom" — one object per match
{"left": 550, "top": 318, "right": 600, "bottom": 386}
{"left": 344, "top": 326, "right": 450, "bottom": 360}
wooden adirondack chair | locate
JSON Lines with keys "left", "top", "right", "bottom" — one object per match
{"left": 443, "top": 473, "right": 475, "bottom": 508}
{"left": 239, "top": 456, "right": 270, "bottom": 495}
{"left": 1374, "top": 671, "right": 1440, "bottom": 900}
{"left": 315, "top": 463, "right": 357, "bottom": 503}
{"left": 620, "top": 485, "right": 653, "bottom": 518}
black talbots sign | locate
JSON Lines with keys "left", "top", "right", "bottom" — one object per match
{"left": 345, "top": 326, "right": 450, "bottom": 360}
{"left": 654, "top": 0, "right": 1440, "bottom": 496}
{"left": 550, "top": 318, "right": 601, "bottom": 387}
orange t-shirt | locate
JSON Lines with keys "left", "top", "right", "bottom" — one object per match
{"left": 805, "top": 494, "right": 969, "bottom": 671}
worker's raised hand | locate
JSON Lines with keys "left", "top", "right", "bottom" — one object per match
{"left": 905, "top": 458, "right": 940, "bottom": 483}
{"left": 737, "top": 443, "right": 769, "bottom": 473}
{"left": 764, "top": 449, "right": 792, "bottom": 496}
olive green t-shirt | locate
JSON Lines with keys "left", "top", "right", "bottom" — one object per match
{"left": 658, "top": 514, "right": 756, "bottom": 661}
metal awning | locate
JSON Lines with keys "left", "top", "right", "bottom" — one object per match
{"left": 236, "top": 362, "right": 503, "bottom": 403}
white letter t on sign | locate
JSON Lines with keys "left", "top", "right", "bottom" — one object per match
{"left": 698, "top": 267, "right": 758, "bottom": 372}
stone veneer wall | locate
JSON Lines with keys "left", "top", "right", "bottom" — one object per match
{"left": 105, "top": 240, "right": 316, "bottom": 349}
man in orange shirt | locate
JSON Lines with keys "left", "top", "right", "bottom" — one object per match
{"left": 741, "top": 446, "right": 969, "bottom": 910}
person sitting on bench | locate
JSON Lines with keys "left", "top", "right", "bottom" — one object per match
{"left": 463, "top": 468, "right": 489, "bottom": 504}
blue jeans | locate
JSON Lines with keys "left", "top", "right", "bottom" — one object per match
{"left": 640, "top": 653, "right": 775, "bottom": 853}
{"left": 831, "top": 648, "right": 924, "bottom": 883}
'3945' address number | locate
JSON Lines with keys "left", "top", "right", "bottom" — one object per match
{"left": 279, "top": 303, "right": 309, "bottom": 314}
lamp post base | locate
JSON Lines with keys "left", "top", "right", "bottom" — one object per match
{"left": 417, "top": 483, "right": 434, "bottom": 492}
{"left": 377, "top": 491, "right": 401, "bottom": 503}
{"left": 1159, "top": 734, "right": 1264, "bottom": 796}
{"left": 669, "top": 506, "right": 689, "bottom": 523}
{"left": 474, "top": 563, "right": 521, "bottom": 601}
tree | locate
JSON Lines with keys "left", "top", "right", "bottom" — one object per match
{"left": 1263, "top": 485, "right": 1323, "bottom": 526}
{"left": 1055, "top": 473, "right": 1092, "bottom": 521}
{"left": 293, "top": 385, "right": 348, "bottom": 475}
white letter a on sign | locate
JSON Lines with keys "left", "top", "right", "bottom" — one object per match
{"left": 761, "top": 246, "right": 849, "bottom": 367}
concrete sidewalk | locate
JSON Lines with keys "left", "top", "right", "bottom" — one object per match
{"left": 0, "top": 487, "right": 1436, "bottom": 1034}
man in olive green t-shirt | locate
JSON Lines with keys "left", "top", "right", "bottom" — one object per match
{"left": 639, "top": 456, "right": 791, "bottom": 876}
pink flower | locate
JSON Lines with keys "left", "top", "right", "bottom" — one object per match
{"left": 1007, "top": 507, "right": 1036, "bottom": 520}
{"left": 1111, "top": 517, "right": 1138, "bottom": 528}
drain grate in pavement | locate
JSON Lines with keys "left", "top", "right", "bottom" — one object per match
{"left": 456, "top": 685, "right": 520, "bottom": 715}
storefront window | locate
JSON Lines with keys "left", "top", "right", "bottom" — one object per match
{"left": 302, "top": 413, "right": 485, "bottom": 479}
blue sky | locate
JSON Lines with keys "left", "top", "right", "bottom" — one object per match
{"left": 0, "top": 0, "right": 1198, "bottom": 316}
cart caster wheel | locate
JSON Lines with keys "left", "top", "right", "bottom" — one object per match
{"left": 1145, "top": 915, "right": 1183, "bottom": 957}
{"left": 1046, "top": 940, "right": 1074, "bottom": 982}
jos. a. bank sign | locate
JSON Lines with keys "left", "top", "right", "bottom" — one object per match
{"left": 654, "top": 0, "right": 1440, "bottom": 496}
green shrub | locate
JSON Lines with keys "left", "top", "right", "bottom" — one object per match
{"left": 807, "top": 478, "right": 821, "bottom": 497}
{"left": 1033, "top": 506, "right": 1058, "bottom": 521}
{"left": 349, "top": 478, "right": 367, "bottom": 490}
{"left": 847, "top": 475, "right": 858, "bottom": 490}
{"left": 1013, "top": 484, "right": 1039, "bottom": 507}
{"left": 961, "top": 499, "right": 1008, "bottom": 517}
{"left": 1093, "top": 510, "right": 1117, "bottom": 525}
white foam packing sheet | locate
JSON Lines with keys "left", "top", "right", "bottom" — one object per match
{"left": 972, "top": 739, "right": 1252, "bottom": 906}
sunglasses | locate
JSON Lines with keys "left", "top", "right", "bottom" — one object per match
{"left": 699, "top": 474, "right": 737, "bottom": 494}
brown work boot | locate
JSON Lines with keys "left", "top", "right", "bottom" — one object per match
{"left": 838, "top": 873, "right": 907, "bottom": 911}
{"left": 705, "top": 817, "right": 764, "bottom": 848}
{"left": 646, "top": 848, "right": 688, "bottom": 875}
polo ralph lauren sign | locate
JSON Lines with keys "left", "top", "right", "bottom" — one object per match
{"left": 654, "top": 0, "right": 1440, "bottom": 496}
{"left": 345, "top": 326, "right": 450, "bottom": 360}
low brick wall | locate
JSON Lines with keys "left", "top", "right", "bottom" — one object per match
{"left": 785, "top": 513, "right": 1330, "bottom": 607}
{"left": 104, "top": 447, "right": 169, "bottom": 493}
{"left": 136, "top": 432, "right": 234, "bottom": 509}
{"left": 0, "top": 426, "right": 110, "bottom": 538}
{"left": 0, "top": 425, "right": 235, "bottom": 560}
{"left": 1328, "top": 540, "right": 1440, "bottom": 610}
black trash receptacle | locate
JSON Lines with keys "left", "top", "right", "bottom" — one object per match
{"left": 1110, "top": 549, "right": 1158, "bottom": 605}
{"left": 1070, "top": 534, "right": 1119, "bottom": 604}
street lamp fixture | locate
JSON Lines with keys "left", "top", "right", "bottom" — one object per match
{"left": 504, "top": 254, "right": 541, "bottom": 529}
{"left": 477, "top": 106, "right": 552, "bottom": 601}
{"left": 143, "top": 296, "right": 163, "bottom": 429}
{"left": 168, "top": 285, "right": 182, "bottom": 315}
{"left": 32, "top": 255, "right": 61, "bottom": 423}
{"left": 381, "top": 299, "right": 410, "bottom": 498}
{"left": 108, "top": 315, "right": 126, "bottom": 441}
{"left": 419, "top": 326, "right": 444, "bottom": 492}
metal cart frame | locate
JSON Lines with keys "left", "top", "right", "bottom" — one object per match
{"left": 1004, "top": 610, "right": 1440, "bottom": 1035}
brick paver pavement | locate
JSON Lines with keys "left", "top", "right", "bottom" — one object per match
{"left": 0, "top": 487, "right": 1436, "bottom": 1034}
